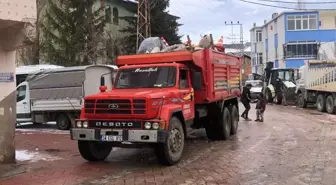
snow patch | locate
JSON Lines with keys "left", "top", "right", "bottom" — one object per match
{"left": 16, "top": 150, "right": 63, "bottom": 162}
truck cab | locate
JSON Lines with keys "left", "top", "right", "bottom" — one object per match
{"left": 71, "top": 48, "right": 242, "bottom": 166}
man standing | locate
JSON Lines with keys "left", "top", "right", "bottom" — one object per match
{"left": 241, "top": 83, "right": 252, "bottom": 121}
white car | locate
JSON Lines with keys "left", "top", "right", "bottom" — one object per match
{"left": 245, "top": 80, "right": 263, "bottom": 102}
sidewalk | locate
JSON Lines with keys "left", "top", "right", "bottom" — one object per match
{"left": 0, "top": 129, "right": 101, "bottom": 185}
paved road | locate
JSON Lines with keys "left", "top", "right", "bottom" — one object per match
{"left": 1, "top": 104, "right": 336, "bottom": 185}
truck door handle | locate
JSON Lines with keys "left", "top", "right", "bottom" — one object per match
{"left": 22, "top": 102, "right": 27, "bottom": 104}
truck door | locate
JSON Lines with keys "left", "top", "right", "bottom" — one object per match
{"left": 178, "top": 69, "right": 195, "bottom": 120}
{"left": 16, "top": 82, "right": 32, "bottom": 123}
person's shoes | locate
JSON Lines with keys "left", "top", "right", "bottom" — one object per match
{"left": 241, "top": 115, "right": 246, "bottom": 119}
{"left": 260, "top": 119, "right": 264, "bottom": 122}
{"left": 245, "top": 118, "right": 252, "bottom": 121}
{"left": 255, "top": 119, "right": 260, "bottom": 122}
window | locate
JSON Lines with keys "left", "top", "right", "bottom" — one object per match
{"left": 256, "top": 31, "right": 262, "bottom": 42}
{"left": 113, "top": 7, "right": 119, "bottom": 25}
{"left": 179, "top": 69, "right": 189, "bottom": 88}
{"left": 105, "top": 6, "right": 111, "bottom": 23}
{"left": 114, "top": 67, "right": 176, "bottom": 88}
{"left": 286, "top": 42, "right": 318, "bottom": 58}
{"left": 257, "top": 53, "right": 263, "bottom": 64}
{"left": 17, "top": 85, "right": 26, "bottom": 102}
{"left": 287, "top": 14, "right": 317, "bottom": 31}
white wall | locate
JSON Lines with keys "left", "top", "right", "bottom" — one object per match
{"left": 250, "top": 27, "right": 264, "bottom": 73}
{"left": 319, "top": 10, "right": 336, "bottom": 30}
{"left": 0, "top": 0, "right": 36, "bottom": 163}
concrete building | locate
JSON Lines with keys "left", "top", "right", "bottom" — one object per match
{"left": 250, "top": 10, "right": 336, "bottom": 74}
{"left": 0, "top": 0, "right": 36, "bottom": 163}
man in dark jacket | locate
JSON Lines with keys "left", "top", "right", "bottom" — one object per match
{"left": 241, "top": 83, "right": 252, "bottom": 121}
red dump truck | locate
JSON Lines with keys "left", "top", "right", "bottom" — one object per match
{"left": 70, "top": 48, "right": 242, "bottom": 166}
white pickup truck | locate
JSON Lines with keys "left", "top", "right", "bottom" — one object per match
{"left": 16, "top": 65, "right": 117, "bottom": 130}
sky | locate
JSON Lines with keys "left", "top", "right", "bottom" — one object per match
{"left": 168, "top": 0, "right": 335, "bottom": 44}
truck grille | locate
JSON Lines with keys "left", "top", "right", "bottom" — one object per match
{"left": 84, "top": 99, "right": 146, "bottom": 115}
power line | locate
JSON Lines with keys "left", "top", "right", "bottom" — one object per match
{"left": 238, "top": 0, "right": 336, "bottom": 10}
{"left": 255, "top": 0, "right": 336, "bottom": 4}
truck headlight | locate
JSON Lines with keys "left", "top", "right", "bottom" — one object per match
{"left": 144, "top": 122, "right": 151, "bottom": 129}
{"left": 82, "top": 121, "right": 88, "bottom": 128}
{"left": 152, "top": 122, "right": 159, "bottom": 129}
{"left": 76, "top": 121, "right": 82, "bottom": 128}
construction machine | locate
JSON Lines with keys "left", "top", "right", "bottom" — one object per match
{"left": 262, "top": 62, "right": 298, "bottom": 105}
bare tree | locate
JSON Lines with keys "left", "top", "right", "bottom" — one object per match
{"left": 16, "top": 0, "right": 46, "bottom": 66}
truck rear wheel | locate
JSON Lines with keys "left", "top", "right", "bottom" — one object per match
{"left": 56, "top": 113, "right": 71, "bottom": 130}
{"left": 230, "top": 105, "right": 239, "bottom": 135}
{"left": 155, "top": 116, "right": 185, "bottom": 166}
{"left": 326, "top": 95, "right": 335, "bottom": 114}
{"left": 78, "top": 141, "right": 112, "bottom": 162}
{"left": 316, "top": 94, "right": 326, "bottom": 112}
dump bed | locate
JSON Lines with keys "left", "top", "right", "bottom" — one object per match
{"left": 117, "top": 48, "right": 242, "bottom": 104}
{"left": 303, "top": 60, "right": 336, "bottom": 92}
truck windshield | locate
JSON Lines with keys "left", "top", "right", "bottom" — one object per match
{"left": 114, "top": 66, "right": 176, "bottom": 89}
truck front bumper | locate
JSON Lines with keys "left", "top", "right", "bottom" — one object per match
{"left": 70, "top": 128, "right": 168, "bottom": 143}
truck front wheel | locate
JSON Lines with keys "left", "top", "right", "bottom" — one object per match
{"left": 78, "top": 141, "right": 112, "bottom": 162}
{"left": 155, "top": 116, "right": 185, "bottom": 166}
{"left": 297, "top": 93, "right": 307, "bottom": 108}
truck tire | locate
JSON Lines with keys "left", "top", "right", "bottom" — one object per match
{"left": 297, "top": 93, "right": 307, "bottom": 108}
{"left": 316, "top": 94, "right": 326, "bottom": 112}
{"left": 326, "top": 95, "right": 335, "bottom": 114}
{"left": 78, "top": 141, "right": 112, "bottom": 162}
{"left": 155, "top": 116, "right": 185, "bottom": 166}
{"left": 218, "top": 107, "right": 232, "bottom": 140}
{"left": 205, "top": 115, "right": 220, "bottom": 140}
{"left": 230, "top": 105, "right": 239, "bottom": 135}
{"left": 56, "top": 113, "right": 71, "bottom": 130}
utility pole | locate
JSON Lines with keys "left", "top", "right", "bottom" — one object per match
{"left": 296, "top": 0, "right": 305, "bottom": 10}
{"left": 224, "top": 21, "right": 244, "bottom": 91}
{"left": 224, "top": 21, "right": 244, "bottom": 56}
{"left": 136, "top": 0, "right": 151, "bottom": 50}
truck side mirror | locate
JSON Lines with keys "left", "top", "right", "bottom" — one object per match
{"left": 99, "top": 76, "right": 107, "bottom": 92}
{"left": 100, "top": 76, "right": 105, "bottom": 86}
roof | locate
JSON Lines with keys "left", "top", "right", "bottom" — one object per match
{"left": 16, "top": 65, "right": 64, "bottom": 75}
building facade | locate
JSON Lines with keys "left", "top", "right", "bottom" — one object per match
{"left": 250, "top": 10, "right": 336, "bottom": 74}
{"left": 0, "top": 0, "right": 37, "bottom": 163}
